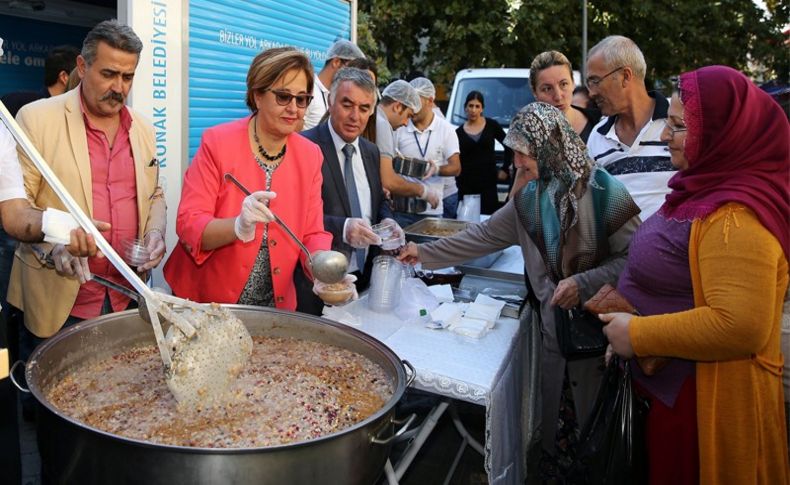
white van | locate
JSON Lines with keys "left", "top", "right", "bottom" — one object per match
{"left": 447, "top": 68, "right": 581, "bottom": 199}
{"left": 447, "top": 68, "right": 535, "bottom": 131}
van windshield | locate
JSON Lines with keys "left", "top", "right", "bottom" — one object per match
{"left": 450, "top": 77, "right": 535, "bottom": 128}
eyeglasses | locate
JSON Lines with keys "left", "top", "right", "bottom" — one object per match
{"left": 663, "top": 118, "right": 687, "bottom": 137}
{"left": 585, "top": 66, "right": 625, "bottom": 89}
{"left": 263, "top": 89, "right": 314, "bottom": 108}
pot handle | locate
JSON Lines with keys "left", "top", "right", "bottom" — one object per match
{"left": 402, "top": 359, "right": 416, "bottom": 387}
{"left": 9, "top": 360, "right": 30, "bottom": 393}
{"left": 371, "top": 413, "right": 417, "bottom": 445}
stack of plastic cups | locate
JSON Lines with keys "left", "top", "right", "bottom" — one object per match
{"left": 368, "top": 255, "right": 403, "bottom": 312}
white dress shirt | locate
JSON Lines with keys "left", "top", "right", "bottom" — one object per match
{"left": 0, "top": 123, "right": 27, "bottom": 202}
{"left": 328, "top": 121, "right": 372, "bottom": 272}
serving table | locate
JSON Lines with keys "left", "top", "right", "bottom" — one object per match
{"left": 323, "top": 290, "right": 528, "bottom": 485}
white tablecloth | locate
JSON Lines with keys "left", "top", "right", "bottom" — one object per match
{"left": 324, "top": 295, "right": 527, "bottom": 484}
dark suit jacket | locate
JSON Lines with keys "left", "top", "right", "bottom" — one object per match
{"left": 296, "top": 122, "right": 393, "bottom": 314}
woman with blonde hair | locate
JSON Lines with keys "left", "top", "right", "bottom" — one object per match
{"left": 510, "top": 51, "right": 600, "bottom": 197}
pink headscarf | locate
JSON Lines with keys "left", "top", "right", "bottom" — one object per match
{"left": 660, "top": 65, "right": 790, "bottom": 257}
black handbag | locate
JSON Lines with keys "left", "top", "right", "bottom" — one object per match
{"left": 554, "top": 306, "right": 607, "bottom": 360}
{"left": 567, "top": 357, "right": 649, "bottom": 484}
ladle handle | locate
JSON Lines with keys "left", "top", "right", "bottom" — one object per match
{"left": 92, "top": 274, "right": 140, "bottom": 302}
{"left": 0, "top": 101, "right": 155, "bottom": 302}
{"left": 223, "top": 173, "right": 314, "bottom": 265}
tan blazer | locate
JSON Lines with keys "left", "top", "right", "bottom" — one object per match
{"left": 7, "top": 88, "right": 167, "bottom": 337}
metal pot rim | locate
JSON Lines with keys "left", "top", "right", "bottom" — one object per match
{"left": 26, "top": 306, "right": 408, "bottom": 453}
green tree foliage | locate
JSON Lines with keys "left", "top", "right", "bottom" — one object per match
{"left": 358, "top": 0, "right": 788, "bottom": 93}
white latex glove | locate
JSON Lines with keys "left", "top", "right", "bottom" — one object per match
{"left": 345, "top": 218, "right": 379, "bottom": 249}
{"left": 51, "top": 243, "right": 91, "bottom": 284}
{"left": 234, "top": 191, "right": 277, "bottom": 242}
{"left": 313, "top": 274, "right": 359, "bottom": 306}
{"left": 422, "top": 160, "right": 439, "bottom": 179}
{"left": 419, "top": 185, "right": 441, "bottom": 209}
{"left": 139, "top": 230, "right": 166, "bottom": 272}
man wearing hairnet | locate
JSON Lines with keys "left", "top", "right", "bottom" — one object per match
{"left": 394, "top": 77, "right": 461, "bottom": 225}
{"left": 375, "top": 80, "right": 440, "bottom": 210}
{"left": 302, "top": 39, "right": 366, "bottom": 130}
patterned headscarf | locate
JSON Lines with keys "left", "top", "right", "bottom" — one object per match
{"left": 505, "top": 103, "right": 640, "bottom": 282}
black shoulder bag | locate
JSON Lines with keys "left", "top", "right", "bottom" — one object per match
{"left": 554, "top": 305, "right": 607, "bottom": 360}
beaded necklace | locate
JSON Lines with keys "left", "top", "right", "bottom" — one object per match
{"left": 253, "top": 117, "right": 286, "bottom": 162}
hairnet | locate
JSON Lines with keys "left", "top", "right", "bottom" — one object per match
{"left": 327, "top": 40, "right": 365, "bottom": 61}
{"left": 382, "top": 80, "right": 422, "bottom": 112}
{"left": 409, "top": 77, "right": 435, "bottom": 99}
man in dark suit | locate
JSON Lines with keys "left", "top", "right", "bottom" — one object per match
{"left": 297, "top": 67, "right": 403, "bottom": 315}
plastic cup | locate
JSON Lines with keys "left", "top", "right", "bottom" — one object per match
{"left": 123, "top": 238, "right": 150, "bottom": 268}
{"left": 372, "top": 221, "right": 403, "bottom": 250}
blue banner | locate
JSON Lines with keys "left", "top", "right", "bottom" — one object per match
{"left": 188, "top": 0, "right": 352, "bottom": 159}
{"left": 0, "top": 15, "right": 89, "bottom": 96}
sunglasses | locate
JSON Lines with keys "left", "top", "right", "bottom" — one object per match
{"left": 262, "top": 89, "right": 314, "bottom": 108}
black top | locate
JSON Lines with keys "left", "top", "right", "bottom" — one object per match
{"left": 455, "top": 117, "right": 510, "bottom": 214}
{"left": 572, "top": 104, "right": 602, "bottom": 143}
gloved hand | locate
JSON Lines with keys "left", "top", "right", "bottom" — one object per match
{"left": 234, "top": 191, "right": 277, "bottom": 242}
{"left": 419, "top": 185, "right": 441, "bottom": 209}
{"left": 138, "top": 230, "right": 166, "bottom": 272}
{"left": 313, "top": 274, "right": 359, "bottom": 306}
{"left": 345, "top": 218, "right": 379, "bottom": 249}
{"left": 51, "top": 243, "right": 91, "bottom": 284}
{"left": 380, "top": 218, "right": 406, "bottom": 248}
{"left": 422, "top": 160, "right": 439, "bottom": 179}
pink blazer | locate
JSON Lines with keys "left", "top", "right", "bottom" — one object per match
{"left": 163, "top": 117, "right": 332, "bottom": 309}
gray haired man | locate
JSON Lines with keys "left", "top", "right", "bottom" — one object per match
{"left": 10, "top": 19, "right": 167, "bottom": 379}
{"left": 585, "top": 35, "right": 674, "bottom": 219}
{"left": 297, "top": 68, "right": 400, "bottom": 314}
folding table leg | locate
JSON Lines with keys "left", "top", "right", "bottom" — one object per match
{"left": 450, "top": 402, "right": 485, "bottom": 455}
{"left": 391, "top": 400, "right": 450, "bottom": 481}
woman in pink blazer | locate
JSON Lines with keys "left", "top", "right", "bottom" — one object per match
{"left": 164, "top": 47, "right": 332, "bottom": 309}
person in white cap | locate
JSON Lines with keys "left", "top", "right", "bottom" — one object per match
{"left": 302, "top": 39, "right": 365, "bottom": 130}
{"left": 395, "top": 77, "right": 461, "bottom": 226}
{"left": 374, "top": 80, "right": 440, "bottom": 209}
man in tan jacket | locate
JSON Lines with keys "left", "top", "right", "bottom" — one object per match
{"left": 9, "top": 20, "right": 166, "bottom": 351}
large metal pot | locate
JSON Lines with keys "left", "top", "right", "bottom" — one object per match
{"left": 20, "top": 306, "right": 414, "bottom": 485}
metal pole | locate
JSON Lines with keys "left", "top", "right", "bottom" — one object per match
{"left": 350, "top": 0, "right": 358, "bottom": 43}
{"left": 582, "top": 0, "right": 588, "bottom": 81}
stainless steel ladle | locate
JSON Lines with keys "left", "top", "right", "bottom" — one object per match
{"left": 223, "top": 173, "right": 348, "bottom": 284}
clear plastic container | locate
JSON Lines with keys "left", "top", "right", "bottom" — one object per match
{"left": 368, "top": 256, "right": 403, "bottom": 312}
{"left": 372, "top": 220, "right": 404, "bottom": 250}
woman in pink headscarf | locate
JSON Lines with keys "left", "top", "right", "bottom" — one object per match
{"left": 601, "top": 65, "right": 790, "bottom": 484}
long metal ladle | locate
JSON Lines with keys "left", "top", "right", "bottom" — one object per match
{"left": 223, "top": 172, "right": 348, "bottom": 284}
